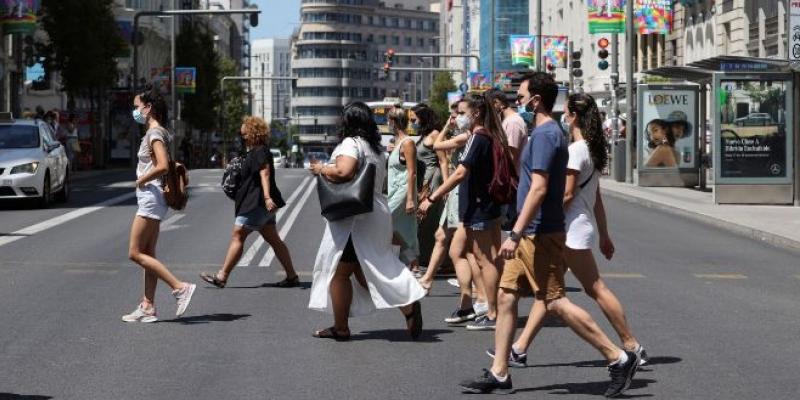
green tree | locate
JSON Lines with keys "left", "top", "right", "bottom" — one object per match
{"left": 177, "top": 22, "right": 220, "bottom": 134}
{"left": 40, "top": 0, "right": 124, "bottom": 153}
{"left": 429, "top": 71, "right": 457, "bottom": 122}
{"left": 217, "top": 57, "right": 246, "bottom": 143}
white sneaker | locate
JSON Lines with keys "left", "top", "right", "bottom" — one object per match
{"left": 447, "top": 278, "right": 460, "bottom": 288}
{"left": 173, "top": 283, "right": 196, "bottom": 317}
{"left": 122, "top": 304, "right": 158, "bottom": 323}
{"left": 473, "top": 301, "right": 489, "bottom": 317}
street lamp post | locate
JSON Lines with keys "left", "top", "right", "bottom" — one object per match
{"left": 625, "top": 0, "right": 635, "bottom": 183}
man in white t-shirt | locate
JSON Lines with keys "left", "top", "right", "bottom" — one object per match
{"left": 486, "top": 89, "right": 528, "bottom": 168}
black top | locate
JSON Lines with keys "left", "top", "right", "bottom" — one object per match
{"left": 234, "top": 146, "right": 285, "bottom": 216}
{"left": 458, "top": 130, "right": 502, "bottom": 224}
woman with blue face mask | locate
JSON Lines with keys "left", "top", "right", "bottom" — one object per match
{"left": 122, "top": 85, "right": 197, "bottom": 323}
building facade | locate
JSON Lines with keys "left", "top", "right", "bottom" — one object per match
{"left": 291, "top": 0, "right": 440, "bottom": 140}
{"left": 480, "top": 0, "right": 529, "bottom": 74}
{"left": 251, "top": 38, "right": 291, "bottom": 123}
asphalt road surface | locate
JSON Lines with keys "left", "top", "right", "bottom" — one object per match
{"left": 1, "top": 168, "right": 798, "bottom": 400}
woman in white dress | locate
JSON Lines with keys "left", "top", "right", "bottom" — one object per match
{"left": 308, "top": 102, "right": 426, "bottom": 341}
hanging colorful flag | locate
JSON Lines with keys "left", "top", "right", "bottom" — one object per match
{"left": 493, "top": 72, "right": 515, "bottom": 91}
{"left": 468, "top": 72, "right": 493, "bottom": 92}
{"left": 587, "top": 0, "right": 626, "bottom": 34}
{"left": 635, "top": 0, "right": 672, "bottom": 34}
{"left": 1, "top": 0, "right": 40, "bottom": 35}
{"left": 542, "top": 36, "right": 569, "bottom": 69}
{"left": 509, "top": 35, "right": 537, "bottom": 69}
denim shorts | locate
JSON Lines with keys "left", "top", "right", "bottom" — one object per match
{"left": 234, "top": 207, "right": 277, "bottom": 231}
{"left": 464, "top": 218, "right": 499, "bottom": 231}
{"left": 136, "top": 184, "right": 168, "bottom": 221}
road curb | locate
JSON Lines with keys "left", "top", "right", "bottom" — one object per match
{"left": 601, "top": 187, "right": 800, "bottom": 252}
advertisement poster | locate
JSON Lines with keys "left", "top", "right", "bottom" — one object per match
{"left": 116, "top": 19, "right": 133, "bottom": 58}
{"left": 543, "top": 36, "right": 568, "bottom": 69}
{"left": 718, "top": 80, "right": 788, "bottom": 179}
{"left": 1, "top": 0, "right": 39, "bottom": 34}
{"left": 493, "top": 72, "right": 514, "bottom": 91}
{"left": 468, "top": 72, "right": 492, "bottom": 92}
{"left": 176, "top": 67, "right": 197, "bottom": 94}
{"left": 509, "top": 35, "right": 536, "bottom": 69}
{"left": 790, "top": 1, "right": 800, "bottom": 61}
{"left": 587, "top": 0, "right": 625, "bottom": 34}
{"left": 639, "top": 86, "right": 697, "bottom": 170}
{"left": 635, "top": 0, "right": 672, "bottom": 34}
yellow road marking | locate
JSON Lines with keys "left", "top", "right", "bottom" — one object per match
{"left": 600, "top": 273, "right": 645, "bottom": 278}
{"left": 693, "top": 273, "right": 747, "bottom": 280}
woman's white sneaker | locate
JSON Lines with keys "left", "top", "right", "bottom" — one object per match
{"left": 122, "top": 304, "right": 158, "bottom": 323}
{"left": 173, "top": 283, "right": 196, "bottom": 317}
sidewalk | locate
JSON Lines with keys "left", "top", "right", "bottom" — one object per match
{"left": 600, "top": 178, "right": 800, "bottom": 251}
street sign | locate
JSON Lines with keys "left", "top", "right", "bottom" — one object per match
{"left": 790, "top": 1, "right": 800, "bottom": 64}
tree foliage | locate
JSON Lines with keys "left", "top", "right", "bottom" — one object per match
{"left": 429, "top": 71, "right": 457, "bottom": 122}
{"left": 177, "top": 22, "right": 220, "bottom": 133}
{"left": 217, "top": 56, "right": 245, "bottom": 141}
{"left": 40, "top": 0, "right": 124, "bottom": 106}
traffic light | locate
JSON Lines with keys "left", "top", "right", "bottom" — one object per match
{"left": 571, "top": 50, "right": 583, "bottom": 78}
{"left": 383, "top": 48, "right": 395, "bottom": 75}
{"left": 597, "top": 37, "right": 610, "bottom": 71}
{"left": 23, "top": 35, "right": 35, "bottom": 68}
{"left": 249, "top": 12, "right": 259, "bottom": 27}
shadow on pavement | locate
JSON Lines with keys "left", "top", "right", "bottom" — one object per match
{"left": 529, "top": 355, "right": 682, "bottom": 369}
{"left": 350, "top": 328, "right": 453, "bottom": 343}
{"left": 214, "top": 281, "right": 312, "bottom": 290}
{"left": 0, "top": 394, "right": 52, "bottom": 400}
{"left": 515, "top": 378, "right": 657, "bottom": 397}
{"left": 160, "top": 313, "right": 251, "bottom": 324}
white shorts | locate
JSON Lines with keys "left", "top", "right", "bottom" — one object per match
{"left": 565, "top": 213, "right": 596, "bottom": 250}
{"left": 136, "top": 184, "right": 169, "bottom": 221}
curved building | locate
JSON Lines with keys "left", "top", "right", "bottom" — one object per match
{"left": 292, "top": 0, "right": 440, "bottom": 148}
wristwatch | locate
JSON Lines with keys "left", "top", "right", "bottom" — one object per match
{"left": 509, "top": 231, "right": 523, "bottom": 243}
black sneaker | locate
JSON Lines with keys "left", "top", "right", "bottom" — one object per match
{"left": 486, "top": 347, "right": 528, "bottom": 368}
{"left": 604, "top": 351, "right": 641, "bottom": 398}
{"left": 459, "top": 369, "right": 514, "bottom": 395}
{"left": 466, "top": 315, "right": 496, "bottom": 331}
{"left": 444, "top": 307, "right": 476, "bottom": 324}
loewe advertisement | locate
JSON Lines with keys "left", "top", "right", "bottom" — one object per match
{"left": 639, "top": 86, "right": 697, "bottom": 170}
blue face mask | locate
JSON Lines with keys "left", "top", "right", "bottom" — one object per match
{"left": 517, "top": 97, "right": 536, "bottom": 124}
{"left": 132, "top": 108, "right": 147, "bottom": 125}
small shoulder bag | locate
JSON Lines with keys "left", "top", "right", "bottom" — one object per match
{"left": 317, "top": 138, "right": 376, "bottom": 222}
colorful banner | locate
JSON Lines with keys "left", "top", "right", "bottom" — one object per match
{"left": 587, "top": 0, "right": 625, "bottom": 34}
{"left": 542, "top": 36, "right": 568, "bottom": 69}
{"left": 509, "top": 35, "right": 536, "bottom": 68}
{"left": 1, "top": 0, "right": 40, "bottom": 35}
{"left": 635, "top": 0, "right": 672, "bottom": 34}
{"left": 493, "top": 72, "right": 515, "bottom": 92}
{"left": 115, "top": 20, "right": 133, "bottom": 58}
{"left": 175, "top": 67, "right": 197, "bottom": 94}
{"left": 468, "top": 72, "right": 493, "bottom": 92}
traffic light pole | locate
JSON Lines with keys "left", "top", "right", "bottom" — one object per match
{"left": 611, "top": 33, "right": 623, "bottom": 182}
{"left": 389, "top": 52, "right": 480, "bottom": 78}
{"left": 625, "top": 0, "right": 635, "bottom": 183}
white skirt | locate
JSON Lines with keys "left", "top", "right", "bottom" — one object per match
{"left": 308, "top": 195, "right": 426, "bottom": 317}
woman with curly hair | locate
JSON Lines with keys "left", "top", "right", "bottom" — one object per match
{"left": 498, "top": 93, "right": 647, "bottom": 368}
{"left": 644, "top": 119, "right": 678, "bottom": 168}
{"left": 200, "top": 116, "right": 299, "bottom": 288}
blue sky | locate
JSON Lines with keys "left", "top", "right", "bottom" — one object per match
{"left": 250, "top": 0, "right": 301, "bottom": 40}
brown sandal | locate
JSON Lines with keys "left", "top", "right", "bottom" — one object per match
{"left": 200, "top": 272, "right": 227, "bottom": 288}
{"left": 312, "top": 326, "right": 351, "bottom": 341}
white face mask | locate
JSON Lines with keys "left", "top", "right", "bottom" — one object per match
{"left": 455, "top": 114, "right": 472, "bottom": 131}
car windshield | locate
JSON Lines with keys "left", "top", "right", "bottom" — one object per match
{"left": 0, "top": 125, "right": 40, "bottom": 149}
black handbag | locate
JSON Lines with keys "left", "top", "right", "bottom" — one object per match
{"left": 317, "top": 139, "right": 376, "bottom": 221}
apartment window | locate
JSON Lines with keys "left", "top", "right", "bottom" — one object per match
{"left": 379, "top": 35, "right": 387, "bottom": 44}
{"left": 367, "top": 34, "right": 374, "bottom": 43}
{"left": 405, "top": 37, "right": 413, "bottom": 46}
{"left": 410, "top": 20, "right": 417, "bottom": 29}
{"left": 418, "top": 38, "right": 425, "bottom": 47}
{"left": 392, "top": 36, "right": 399, "bottom": 45}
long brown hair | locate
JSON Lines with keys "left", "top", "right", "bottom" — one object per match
{"left": 465, "top": 92, "right": 509, "bottom": 148}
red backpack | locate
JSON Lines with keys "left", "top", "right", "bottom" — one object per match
{"left": 474, "top": 129, "right": 518, "bottom": 205}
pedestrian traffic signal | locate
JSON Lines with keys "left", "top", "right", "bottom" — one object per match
{"left": 597, "top": 38, "right": 610, "bottom": 71}
{"left": 571, "top": 50, "right": 583, "bottom": 78}
{"left": 383, "top": 48, "right": 395, "bottom": 75}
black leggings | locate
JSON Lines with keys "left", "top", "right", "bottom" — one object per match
{"left": 341, "top": 236, "right": 358, "bottom": 263}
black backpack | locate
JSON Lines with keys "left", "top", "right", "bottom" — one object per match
{"left": 221, "top": 156, "right": 244, "bottom": 200}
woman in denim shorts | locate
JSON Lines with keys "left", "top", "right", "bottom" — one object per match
{"left": 200, "top": 116, "right": 298, "bottom": 288}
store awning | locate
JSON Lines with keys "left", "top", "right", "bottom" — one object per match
{"left": 643, "top": 56, "right": 791, "bottom": 83}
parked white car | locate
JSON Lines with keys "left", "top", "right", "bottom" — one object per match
{"left": 0, "top": 115, "right": 70, "bottom": 207}
{"left": 270, "top": 148, "right": 286, "bottom": 168}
